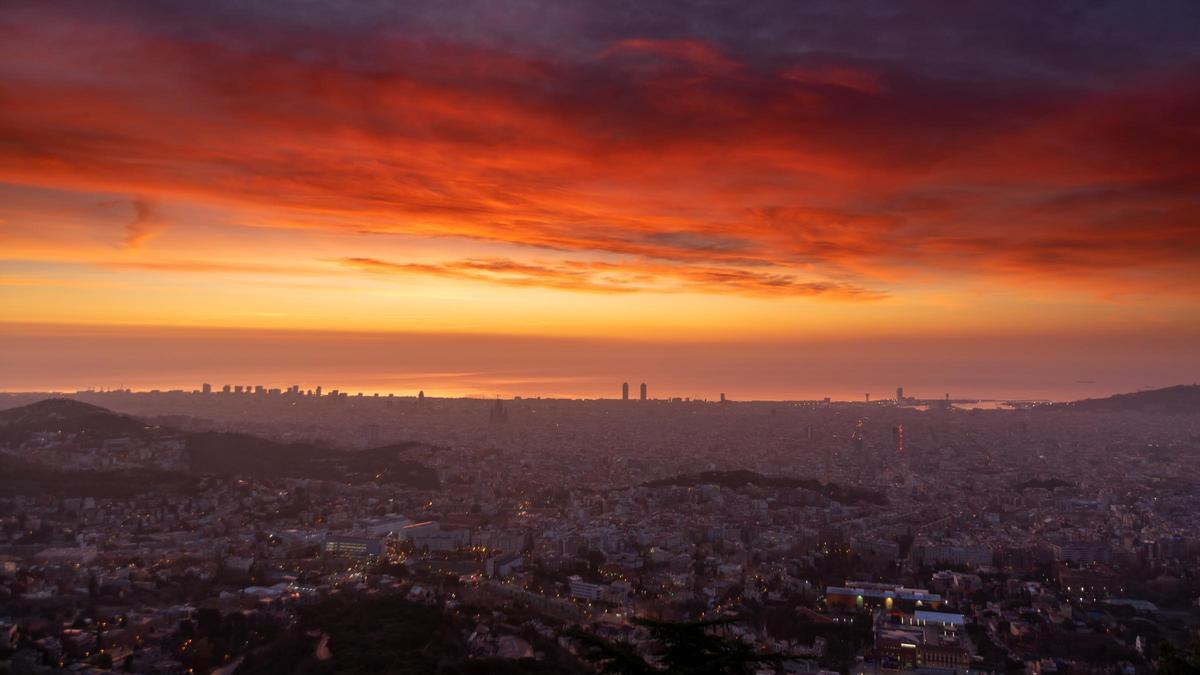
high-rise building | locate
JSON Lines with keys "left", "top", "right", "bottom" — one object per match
{"left": 489, "top": 398, "right": 509, "bottom": 424}
{"left": 201, "top": 383, "right": 211, "bottom": 394}
{"left": 720, "top": 392, "right": 726, "bottom": 402}
{"left": 639, "top": 383, "right": 647, "bottom": 401}
{"left": 896, "top": 386, "right": 904, "bottom": 402}
{"left": 222, "top": 384, "right": 231, "bottom": 393}
{"left": 315, "top": 385, "right": 322, "bottom": 397}
{"left": 622, "top": 382, "right": 629, "bottom": 400}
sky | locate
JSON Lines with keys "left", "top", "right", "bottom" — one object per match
{"left": 1, "top": 1, "right": 1198, "bottom": 400}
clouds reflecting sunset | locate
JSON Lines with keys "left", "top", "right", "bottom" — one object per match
{"left": 2, "top": 1, "right": 1198, "bottom": 397}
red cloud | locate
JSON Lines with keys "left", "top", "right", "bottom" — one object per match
{"left": 603, "top": 38, "right": 742, "bottom": 75}
{"left": 782, "top": 65, "right": 881, "bottom": 94}
{"left": 0, "top": 4, "right": 1197, "bottom": 297}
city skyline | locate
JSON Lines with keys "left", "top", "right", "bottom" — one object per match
{"left": 1, "top": 321, "right": 1194, "bottom": 401}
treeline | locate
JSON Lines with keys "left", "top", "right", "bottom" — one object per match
{"left": 645, "top": 470, "right": 886, "bottom": 505}
{"left": 236, "top": 596, "right": 581, "bottom": 674}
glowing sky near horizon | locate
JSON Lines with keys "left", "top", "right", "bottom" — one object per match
{"left": 1, "top": 1, "right": 1199, "bottom": 398}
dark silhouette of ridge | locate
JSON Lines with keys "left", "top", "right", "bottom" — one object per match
{"left": 1054, "top": 385, "right": 1200, "bottom": 413}
{"left": 0, "top": 398, "right": 439, "bottom": 490}
{"left": 0, "top": 397, "right": 150, "bottom": 444}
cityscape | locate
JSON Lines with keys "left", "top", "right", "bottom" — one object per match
{"left": 3, "top": 0, "right": 1200, "bottom": 673}
{"left": 0, "top": 384, "right": 1198, "bottom": 673}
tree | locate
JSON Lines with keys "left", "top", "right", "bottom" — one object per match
{"left": 587, "top": 550, "right": 607, "bottom": 574}
{"left": 563, "top": 628, "right": 654, "bottom": 675}
{"left": 570, "top": 617, "right": 783, "bottom": 674}
{"left": 1160, "top": 639, "right": 1200, "bottom": 675}
{"left": 195, "top": 607, "right": 222, "bottom": 639}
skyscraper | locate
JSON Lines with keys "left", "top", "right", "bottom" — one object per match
{"left": 896, "top": 386, "right": 904, "bottom": 402}
{"left": 640, "top": 383, "right": 647, "bottom": 401}
{"left": 622, "top": 382, "right": 629, "bottom": 400}
{"left": 201, "top": 383, "right": 211, "bottom": 394}
{"left": 489, "top": 398, "right": 509, "bottom": 424}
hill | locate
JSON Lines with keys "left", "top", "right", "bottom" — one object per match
{"left": 645, "top": 469, "right": 886, "bottom": 505}
{"left": 309, "top": 442, "right": 441, "bottom": 489}
{"left": 0, "top": 453, "right": 197, "bottom": 497}
{"left": 1053, "top": 385, "right": 1200, "bottom": 414}
{"left": 0, "top": 397, "right": 152, "bottom": 445}
{"left": 0, "top": 398, "right": 439, "bottom": 490}
{"left": 186, "top": 434, "right": 441, "bottom": 489}
{"left": 185, "top": 431, "right": 328, "bottom": 475}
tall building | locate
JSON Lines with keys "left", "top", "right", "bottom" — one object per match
{"left": 315, "top": 385, "right": 322, "bottom": 397}
{"left": 201, "top": 383, "right": 212, "bottom": 394}
{"left": 639, "top": 383, "right": 647, "bottom": 401}
{"left": 222, "top": 384, "right": 231, "bottom": 393}
{"left": 720, "top": 392, "right": 726, "bottom": 402}
{"left": 896, "top": 386, "right": 904, "bottom": 402}
{"left": 489, "top": 398, "right": 509, "bottom": 424}
{"left": 622, "top": 382, "right": 629, "bottom": 400}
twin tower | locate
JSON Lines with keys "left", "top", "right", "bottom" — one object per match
{"left": 621, "top": 382, "right": 647, "bottom": 401}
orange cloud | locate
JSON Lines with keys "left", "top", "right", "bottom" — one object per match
{"left": 0, "top": 3, "right": 1197, "bottom": 302}
{"left": 341, "top": 256, "right": 885, "bottom": 299}
{"left": 123, "top": 198, "right": 167, "bottom": 249}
